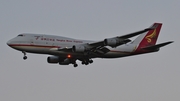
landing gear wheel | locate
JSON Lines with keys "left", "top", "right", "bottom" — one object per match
{"left": 82, "top": 61, "right": 85, "bottom": 65}
{"left": 23, "top": 56, "right": 27, "bottom": 60}
{"left": 74, "top": 64, "right": 78, "bottom": 67}
{"left": 85, "top": 62, "right": 89, "bottom": 65}
{"left": 89, "top": 60, "right": 93, "bottom": 64}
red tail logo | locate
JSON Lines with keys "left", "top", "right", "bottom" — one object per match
{"left": 134, "top": 23, "right": 162, "bottom": 52}
{"left": 145, "top": 29, "right": 157, "bottom": 43}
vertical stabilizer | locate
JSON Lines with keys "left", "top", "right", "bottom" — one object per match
{"left": 133, "top": 23, "right": 162, "bottom": 51}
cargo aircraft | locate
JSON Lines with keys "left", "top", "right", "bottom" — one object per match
{"left": 7, "top": 23, "right": 173, "bottom": 67}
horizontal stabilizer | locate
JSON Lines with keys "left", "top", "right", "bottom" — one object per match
{"left": 141, "top": 41, "right": 173, "bottom": 50}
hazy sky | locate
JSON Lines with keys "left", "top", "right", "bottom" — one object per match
{"left": 0, "top": 0, "right": 179, "bottom": 101}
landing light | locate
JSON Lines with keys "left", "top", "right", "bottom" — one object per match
{"left": 67, "top": 54, "right": 71, "bottom": 58}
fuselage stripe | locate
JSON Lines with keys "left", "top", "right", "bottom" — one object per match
{"left": 8, "top": 44, "right": 60, "bottom": 48}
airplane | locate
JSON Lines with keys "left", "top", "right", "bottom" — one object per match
{"left": 7, "top": 23, "right": 173, "bottom": 67}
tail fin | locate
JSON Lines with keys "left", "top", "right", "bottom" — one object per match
{"left": 133, "top": 23, "right": 162, "bottom": 50}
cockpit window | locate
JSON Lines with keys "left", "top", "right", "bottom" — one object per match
{"left": 17, "top": 34, "right": 24, "bottom": 37}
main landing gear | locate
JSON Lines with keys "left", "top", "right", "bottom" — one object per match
{"left": 72, "top": 59, "right": 93, "bottom": 67}
{"left": 81, "top": 59, "right": 93, "bottom": 65}
{"left": 73, "top": 63, "right": 78, "bottom": 67}
{"left": 72, "top": 60, "right": 78, "bottom": 68}
{"left": 22, "top": 51, "right": 27, "bottom": 60}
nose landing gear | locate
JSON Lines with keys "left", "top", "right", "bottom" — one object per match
{"left": 22, "top": 51, "right": 27, "bottom": 60}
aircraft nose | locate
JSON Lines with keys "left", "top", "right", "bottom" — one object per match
{"left": 7, "top": 39, "right": 12, "bottom": 46}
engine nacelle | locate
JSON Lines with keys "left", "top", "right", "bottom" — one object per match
{"left": 47, "top": 56, "right": 71, "bottom": 65}
{"left": 72, "top": 45, "right": 86, "bottom": 52}
{"left": 104, "top": 38, "right": 131, "bottom": 47}
{"left": 59, "top": 58, "right": 70, "bottom": 65}
{"left": 47, "top": 56, "right": 59, "bottom": 63}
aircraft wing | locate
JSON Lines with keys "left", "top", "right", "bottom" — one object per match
{"left": 50, "top": 23, "right": 158, "bottom": 54}
{"left": 89, "top": 23, "right": 158, "bottom": 48}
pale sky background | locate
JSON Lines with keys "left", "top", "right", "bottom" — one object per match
{"left": 0, "top": 0, "right": 179, "bottom": 101}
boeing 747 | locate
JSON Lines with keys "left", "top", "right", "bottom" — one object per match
{"left": 7, "top": 23, "right": 173, "bottom": 67}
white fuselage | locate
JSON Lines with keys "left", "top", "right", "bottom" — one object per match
{"left": 7, "top": 23, "right": 170, "bottom": 67}
{"left": 7, "top": 33, "right": 137, "bottom": 58}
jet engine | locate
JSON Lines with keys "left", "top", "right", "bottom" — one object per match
{"left": 104, "top": 38, "right": 131, "bottom": 47}
{"left": 72, "top": 45, "right": 86, "bottom": 52}
{"left": 47, "top": 56, "right": 59, "bottom": 63}
{"left": 59, "top": 58, "right": 70, "bottom": 65}
{"left": 47, "top": 56, "right": 71, "bottom": 65}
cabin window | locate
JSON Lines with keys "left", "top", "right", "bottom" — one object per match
{"left": 17, "top": 34, "right": 24, "bottom": 37}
